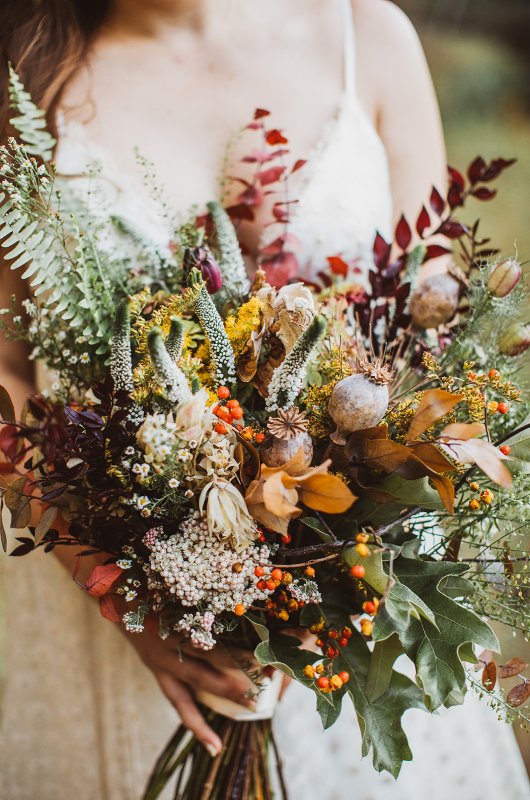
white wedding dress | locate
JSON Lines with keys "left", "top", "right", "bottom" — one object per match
{"left": 1, "top": 2, "right": 529, "bottom": 798}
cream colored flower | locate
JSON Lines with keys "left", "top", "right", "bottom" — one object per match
{"left": 199, "top": 478, "right": 258, "bottom": 550}
{"left": 175, "top": 388, "right": 213, "bottom": 442}
{"left": 257, "top": 282, "right": 315, "bottom": 353}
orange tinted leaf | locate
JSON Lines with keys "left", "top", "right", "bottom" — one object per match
{"left": 86, "top": 564, "right": 123, "bottom": 597}
{"left": 507, "top": 681, "right": 530, "bottom": 708}
{"left": 299, "top": 473, "right": 356, "bottom": 514}
{"left": 429, "top": 474, "right": 455, "bottom": 513}
{"left": 440, "top": 422, "right": 484, "bottom": 441}
{"left": 499, "top": 658, "right": 529, "bottom": 679}
{"left": 441, "top": 438, "right": 512, "bottom": 488}
{"left": 262, "top": 471, "right": 300, "bottom": 517}
{"left": 406, "top": 389, "right": 463, "bottom": 442}
{"left": 481, "top": 661, "right": 497, "bottom": 690}
{"left": 407, "top": 442, "right": 456, "bottom": 474}
{"left": 99, "top": 595, "right": 121, "bottom": 623}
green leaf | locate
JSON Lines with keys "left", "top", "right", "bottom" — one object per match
{"left": 300, "top": 516, "right": 333, "bottom": 542}
{"left": 342, "top": 547, "right": 388, "bottom": 594}
{"left": 254, "top": 631, "right": 329, "bottom": 701}
{"left": 389, "top": 557, "right": 499, "bottom": 711}
{"left": 378, "top": 474, "right": 445, "bottom": 510}
{"left": 316, "top": 691, "right": 344, "bottom": 730}
{"left": 334, "top": 629, "right": 424, "bottom": 777}
{"left": 373, "top": 582, "right": 438, "bottom": 642}
{"left": 366, "top": 635, "right": 404, "bottom": 702}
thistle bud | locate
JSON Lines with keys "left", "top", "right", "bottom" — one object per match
{"left": 183, "top": 246, "right": 223, "bottom": 294}
{"left": 498, "top": 322, "right": 530, "bottom": 356}
{"left": 487, "top": 259, "right": 522, "bottom": 298}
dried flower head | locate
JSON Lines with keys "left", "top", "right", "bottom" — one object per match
{"left": 267, "top": 407, "right": 309, "bottom": 440}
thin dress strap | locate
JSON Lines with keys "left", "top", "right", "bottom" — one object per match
{"left": 341, "top": 0, "right": 357, "bottom": 96}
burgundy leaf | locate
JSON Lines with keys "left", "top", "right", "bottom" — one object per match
{"left": 373, "top": 232, "right": 392, "bottom": 271}
{"left": 261, "top": 251, "right": 299, "bottom": 288}
{"left": 430, "top": 187, "right": 445, "bottom": 216}
{"left": 254, "top": 108, "right": 270, "bottom": 120}
{"left": 467, "top": 156, "right": 487, "bottom": 184}
{"left": 448, "top": 166, "right": 465, "bottom": 190}
{"left": 481, "top": 158, "right": 516, "bottom": 182}
{"left": 226, "top": 204, "right": 255, "bottom": 222}
{"left": 258, "top": 165, "right": 286, "bottom": 186}
{"left": 416, "top": 206, "right": 431, "bottom": 238}
{"left": 438, "top": 220, "right": 468, "bottom": 239}
{"left": 447, "top": 184, "right": 464, "bottom": 209}
{"left": 471, "top": 187, "right": 497, "bottom": 201}
{"left": 395, "top": 215, "right": 412, "bottom": 250}
{"left": 424, "top": 244, "right": 452, "bottom": 260}
{"left": 260, "top": 232, "right": 302, "bottom": 256}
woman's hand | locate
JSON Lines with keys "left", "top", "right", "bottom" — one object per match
{"left": 125, "top": 625, "right": 255, "bottom": 756}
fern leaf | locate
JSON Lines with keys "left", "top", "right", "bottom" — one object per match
{"left": 8, "top": 66, "right": 56, "bottom": 161}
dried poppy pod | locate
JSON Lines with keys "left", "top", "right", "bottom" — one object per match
{"left": 261, "top": 408, "right": 313, "bottom": 468}
{"left": 328, "top": 360, "right": 393, "bottom": 446}
{"left": 409, "top": 273, "right": 460, "bottom": 329}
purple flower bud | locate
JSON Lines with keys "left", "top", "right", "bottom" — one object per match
{"left": 183, "top": 246, "right": 223, "bottom": 294}
{"left": 487, "top": 259, "right": 522, "bottom": 298}
{"left": 499, "top": 322, "right": 530, "bottom": 356}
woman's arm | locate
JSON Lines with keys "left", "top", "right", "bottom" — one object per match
{"left": 355, "top": 0, "right": 449, "bottom": 275}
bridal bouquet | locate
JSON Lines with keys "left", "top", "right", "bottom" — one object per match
{"left": 1, "top": 73, "right": 530, "bottom": 800}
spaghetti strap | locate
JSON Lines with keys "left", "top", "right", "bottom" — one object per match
{"left": 341, "top": 0, "right": 357, "bottom": 96}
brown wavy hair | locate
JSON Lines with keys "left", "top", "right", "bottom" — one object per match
{"left": 0, "top": 1, "right": 110, "bottom": 139}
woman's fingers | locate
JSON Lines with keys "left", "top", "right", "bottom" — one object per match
{"left": 156, "top": 671, "right": 222, "bottom": 757}
{"left": 178, "top": 657, "right": 255, "bottom": 708}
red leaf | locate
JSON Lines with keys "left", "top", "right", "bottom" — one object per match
{"left": 471, "top": 187, "right": 497, "bottom": 201}
{"left": 416, "top": 206, "right": 431, "bottom": 238}
{"left": 430, "top": 187, "right": 445, "bottom": 216}
{"left": 260, "top": 232, "right": 302, "bottom": 256}
{"left": 438, "top": 220, "right": 468, "bottom": 239}
{"left": 424, "top": 244, "right": 452, "bottom": 260}
{"left": 99, "top": 595, "right": 121, "bottom": 623}
{"left": 0, "top": 424, "right": 21, "bottom": 462}
{"left": 258, "top": 166, "right": 286, "bottom": 186}
{"left": 373, "top": 232, "right": 391, "bottom": 270}
{"left": 262, "top": 252, "right": 299, "bottom": 288}
{"left": 448, "top": 166, "right": 465, "bottom": 190}
{"left": 481, "top": 157, "right": 516, "bottom": 182}
{"left": 86, "top": 563, "right": 122, "bottom": 597}
{"left": 254, "top": 108, "right": 270, "bottom": 120}
{"left": 291, "top": 159, "right": 307, "bottom": 174}
{"left": 482, "top": 661, "right": 497, "bottom": 691}
{"left": 467, "top": 156, "right": 487, "bottom": 184}
{"left": 266, "top": 129, "right": 288, "bottom": 146}
{"left": 447, "top": 184, "right": 464, "bottom": 209}
{"left": 326, "top": 256, "right": 349, "bottom": 277}
{"left": 226, "top": 204, "right": 255, "bottom": 222}
{"left": 395, "top": 215, "right": 412, "bottom": 250}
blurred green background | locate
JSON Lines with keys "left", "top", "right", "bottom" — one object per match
{"left": 397, "top": 0, "right": 530, "bottom": 259}
{"left": 397, "top": 0, "right": 530, "bottom": 770}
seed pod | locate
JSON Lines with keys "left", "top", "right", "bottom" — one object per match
{"left": 409, "top": 274, "right": 460, "bottom": 329}
{"left": 487, "top": 259, "right": 522, "bottom": 298}
{"left": 498, "top": 322, "right": 530, "bottom": 356}
{"left": 328, "top": 360, "right": 393, "bottom": 446}
{"left": 261, "top": 431, "right": 314, "bottom": 469}
{"left": 183, "top": 246, "right": 223, "bottom": 294}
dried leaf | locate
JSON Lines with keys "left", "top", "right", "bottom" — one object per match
{"left": 262, "top": 471, "right": 300, "bottom": 518}
{"left": 11, "top": 496, "right": 31, "bottom": 528}
{"left": 4, "top": 475, "right": 27, "bottom": 510}
{"left": 481, "top": 661, "right": 497, "bottom": 690}
{"left": 99, "top": 595, "right": 121, "bottom": 623}
{"left": 298, "top": 473, "right": 356, "bottom": 514}
{"left": 406, "top": 443, "right": 456, "bottom": 473}
{"left": 0, "top": 385, "right": 15, "bottom": 423}
{"left": 34, "top": 505, "right": 58, "bottom": 545}
{"left": 440, "top": 422, "right": 484, "bottom": 441}
{"left": 86, "top": 563, "right": 123, "bottom": 597}
{"left": 429, "top": 475, "right": 455, "bottom": 514}
{"left": 406, "top": 389, "right": 464, "bottom": 442}
{"left": 507, "top": 681, "right": 530, "bottom": 708}
{"left": 0, "top": 497, "right": 7, "bottom": 552}
{"left": 440, "top": 438, "right": 512, "bottom": 488}
{"left": 499, "top": 658, "right": 528, "bottom": 679}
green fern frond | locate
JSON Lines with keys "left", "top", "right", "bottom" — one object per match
{"left": 8, "top": 66, "right": 56, "bottom": 161}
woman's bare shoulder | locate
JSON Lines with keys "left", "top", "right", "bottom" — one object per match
{"left": 351, "top": 0, "right": 419, "bottom": 42}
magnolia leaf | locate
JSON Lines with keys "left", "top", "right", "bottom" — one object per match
{"left": 34, "top": 505, "right": 58, "bottom": 545}
{"left": 342, "top": 547, "right": 388, "bottom": 594}
{"left": 86, "top": 563, "right": 123, "bottom": 597}
{"left": 334, "top": 628, "right": 424, "bottom": 777}
{"left": 499, "top": 658, "right": 528, "bottom": 679}
{"left": 99, "top": 595, "right": 122, "bottom": 623}
{"left": 441, "top": 438, "right": 512, "bottom": 488}
{"left": 366, "top": 635, "right": 404, "bottom": 702}
{"left": 482, "top": 661, "right": 497, "bottom": 690}
{"left": 298, "top": 473, "right": 356, "bottom": 514}
{"left": 440, "top": 422, "right": 484, "bottom": 440}
{"left": 406, "top": 389, "right": 463, "bottom": 442}
{"left": 387, "top": 557, "right": 498, "bottom": 710}
{"left": 300, "top": 516, "right": 334, "bottom": 542}
{"left": 0, "top": 385, "right": 15, "bottom": 423}
{"left": 507, "top": 682, "right": 530, "bottom": 708}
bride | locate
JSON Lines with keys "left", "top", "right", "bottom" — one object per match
{"left": 1, "top": 1, "right": 529, "bottom": 798}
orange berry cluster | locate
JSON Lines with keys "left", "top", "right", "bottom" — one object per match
{"left": 303, "top": 663, "right": 350, "bottom": 693}
{"left": 468, "top": 483, "right": 494, "bottom": 510}
{"left": 303, "top": 620, "right": 351, "bottom": 692}
{"left": 214, "top": 386, "right": 267, "bottom": 443}
{"left": 255, "top": 565, "right": 302, "bottom": 622}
